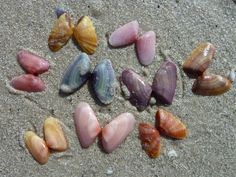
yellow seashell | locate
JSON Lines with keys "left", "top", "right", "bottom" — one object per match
{"left": 43, "top": 117, "right": 68, "bottom": 151}
{"left": 48, "top": 13, "right": 74, "bottom": 52}
{"left": 24, "top": 131, "right": 49, "bottom": 165}
{"left": 73, "top": 16, "right": 98, "bottom": 55}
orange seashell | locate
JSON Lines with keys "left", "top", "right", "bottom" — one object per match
{"left": 73, "top": 16, "right": 97, "bottom": 55}
{"left": 156, "top": 108, "right": 187, "bottom": 139}
{"left": 138, "top": 123, "right": 161, "bottom": 158}
{"left": 48, "top": 13, "right": 74, "bottom": 52}
{"left": 192, "top": 72, "right": 232, "bottom": 96}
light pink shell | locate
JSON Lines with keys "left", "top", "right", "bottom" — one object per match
{"left": 109, "top": 20, "right": 139, "bottom": 47}
{"left": 102, "top": 112, "right": 135, "bottom": 153}
{"left": 74, "top": 102, "right": 101, "bottom": 148}
{"left": 135, "top": 31, "right": 156, "bottom": 66}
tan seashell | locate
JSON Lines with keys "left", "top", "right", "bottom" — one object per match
{"left": 73, "top": 16, "right": 97, "bottom": 55}
{"left": 24, "top": 131, "right": 49, "bottom": 165}
{"left": 44, "top": 117, "right": 68, "bottom": 151}
{"left": 192, "top": 72, "right": 232, "bottom": 96}
{"left": 48, "top": 13, "right": 74, "bottom": 52}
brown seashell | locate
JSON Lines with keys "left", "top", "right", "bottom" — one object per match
{"left": 44, "top": 117, "right": 68, "bottom": 151}
{"left": 48, "top": 13, "right": 74, "bottom": 52}
{"left": 192, "top": 72, "right": 232, "bottom": 96}
{"left": 183, "top": 42, "right": 215, "bottom": 78}
{"left": 138, "top": 123, "right": 161, "bottom": 158}
{"left": 24, "top": 131, "right": 49, "bottom": 165}
{"left": 156, "top": 108, "right": 187, "bottom": 139}
{"left": 73, "top": 16, "right": 97, "bottom": 55}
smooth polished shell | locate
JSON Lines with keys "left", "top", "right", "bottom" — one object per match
{"left": 44, "top": 117, "right": 68, "bottom": 151}
{"left": 183, "top": 42, "right": 215, "bottom": 78}
{"left": 102, "top": 112, "right": 135, "bottom": 153}
{"left": 192, "top": 72, "right": 232, "bottom": 96}
{"left": 152, "top": 59, "right": 177, "bottom": 104}
{"left": 121, "top": 69, "right": 152, "bottom": 111}
{"left": 24, "top": 131, "right": 49, "bottom": 165}
{"left": 139, "top": 123, "right": 161, "bottom": 158}
{"left": 74, "top": 16, "right": 97, "bottom": 55}
{"left": 48, "top": 13, "right": 74, "bottom": 52}
{"left": 74, "top": 102, "right": 101, "bottom": 148}
{"left": 156, "top": 108, "right": 187, "bottom": 139}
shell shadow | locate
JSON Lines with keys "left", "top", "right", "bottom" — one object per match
{"left": 71, "top": 36, "right": 83, "bottom": 52}
{"left": 96, "top": 132, "right": 108, "bottom": 154}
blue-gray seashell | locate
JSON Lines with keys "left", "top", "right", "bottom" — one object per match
{"left": 60, "top": 53, "right": 91, "bottom": 94}
{"left": 55, "top": 7, "right": 67, "bottom": 18}
{"left": 92, "top": 59, "right": 116, "bottom": 104}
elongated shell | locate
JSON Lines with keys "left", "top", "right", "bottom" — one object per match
{"left": 183, "top": 42, "right": 215, "bottom": 78}
{"left": 44, "top": 117, "right": 68, "bottom": 151}
{"left": 60, "top": 53, "right": 91, "bottom": 94}
{"left": 138, "top": 123, "right": 161, "bottom": 158}
{"left": 48, "top": 13, "right": 74, "bottom": 52}
{"left": 24, "top": 131, "right": 49, "bottom": 165}
{"left": 74, "top": 16, "right": 97, "bottom": 55}
{"left": 192, "top": 72, "right": 232, "bottom": 96}
{"left": 156, "top": 108, "right": 187, "bottom": 139}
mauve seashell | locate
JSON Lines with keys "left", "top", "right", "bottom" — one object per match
{"left": 55, "top": 7, "right": 66, "bottom": 18}
{"left": 121, "top": 69, "right": 152, "bottom": 111}
{"left": 139, "top": 123, "right": 161, "bottom": 158}
{"left": 183, "top": 42, "right": 215, "bottom": 78}
{"left": 135, "top": 31, "right": 156, "bottom": 66}
{"left": 92, "top": 59, "right": 116, "bottom": 104}
{"left": 60, "top": 53, "right": 91, "bottom": 94}
{"left": 102, "top": 112, "right": 135, "bottom": 153}
{"left": 152, "top": 59, "right": 177, "bottom": 104}
{"left": 74, "top": 102, "right": 101, "bottom": 148}
{"left": 192, "top": 72, "right": 232, "bottom": 96}
{"left": 17, "top": 50, "right": 50, "bottom": 75}
{"left": 10, "top": 74, "right": 45, "bottom": 92}
{"left": 109, "top": 20, "right": 139, "bottom": 47}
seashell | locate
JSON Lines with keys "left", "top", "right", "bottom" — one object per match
{"left": 92, "top": 59, "right": 116, "bottom": 104}
{"left": 10, "top": 74, "right": 45, "bottom": 92}
{"left": 44, "top": 117, "right": 68, "bottom": 151}
{"left": 48, "top": 13, "right": 74, "bottom": 52}
{"left": 73, "top": 16, "right": 97, "bottom": 55}
{"left": 228, "top": 69, "right": 235, "bottom": 83}
{"left": 138, "top": 123, "right": 161, "bottom": 158}
{"left": 192, "top": 72, "right": 232, "bottom": 96}
{"left": 183, "top": 42, "right": 215, "bottom": 78}
{"left": 156, "top": 108, "right": 187, "bottom": 139}
{"left": 17, "top": 50, "right": 50, "bottom": 75}
{"left": 121, "top": 69, "right": 152, "bottom": 111}
{"left": 109, "top": 20, "right": 139, "bottom": 47}
{"left": 102, "top": 112, "right": 135, "bottom": 153}
{"left": 24, "top": 131, "right": 49, "bottom": 165}
{"left": 60, "top": 53, "right": 91, "bottom": 94}
{"left": 55, "top": 7, "right": 66, "bottom": 18}
{"left": 135, "top": 31, "right": 156, "bottom": 66}
{"left": 152, "top": 59, "right": 177, "bottom": 104}
{"left": 74, "top": 102, "right": 101, "bottom": 148}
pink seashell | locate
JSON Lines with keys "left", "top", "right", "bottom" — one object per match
{"left": 135, "top": 31, "right": 156, "bottom": 66}
{"left": 74, "top": 102, "right": 101, "bottom": 148}
{"left": 17, "top": 50, "right": 50, "bottom": 75}
{"left": 102, "top": 112, "right": 135, "bottom": 153}
{"left": 109, "top": 20, "right": 139, "bottom": 47}
{"left": 10, "top": 74, "right": 46, "bottom": 92}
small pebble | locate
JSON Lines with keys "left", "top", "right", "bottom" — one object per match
{"left": 228, "top": 69, "right": 235, "bottom": 82}
{"left": 167, "top": 149, "right": 178, "bottom": 157}
{"left": 106, "top": 168, "right": 113, "bottom": 175}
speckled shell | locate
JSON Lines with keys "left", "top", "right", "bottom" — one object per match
{"left": 60, "top": 53, "right": 91, "bottom": 94}
{"left": 156, "top": 108, "right": 187, "bottom": 139}
{"left": 48, "top": 13, "right": 74, "bottom": 52}
{"left": 74, "top": 16, "right": 97, "bottom": 55}
{"left": 192, "top": 72, "right": 232, "bottom": 96}
{"left": 139, "top": 123, "right": 161, "bottom": 158}
{"left": 183, "top": 42, "right": 215, "bottom": 78}
{"left": 92, "top": 59, "right": 116, "bottom": 104}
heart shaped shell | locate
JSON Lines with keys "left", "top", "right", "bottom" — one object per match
{"left": 48, "top": 13, "right": 74, "bottom": 52}
{"left": 73, "top": 16, "right": 98, "bottom": 55}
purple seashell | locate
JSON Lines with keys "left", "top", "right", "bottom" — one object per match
{"left": 135, "top": 31, "right": 156, "bottom": 66}
{"left": 109, "top": 20, "right": 139, "bottom": 47}
{"left": 55, "top": 7, "right": 66, "bottom": 18}
{"left": 121, "top": 69, "right": 152, "bottom": 111}
{"left": 152, "top": 59, "right": 177, "bottom": 104}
